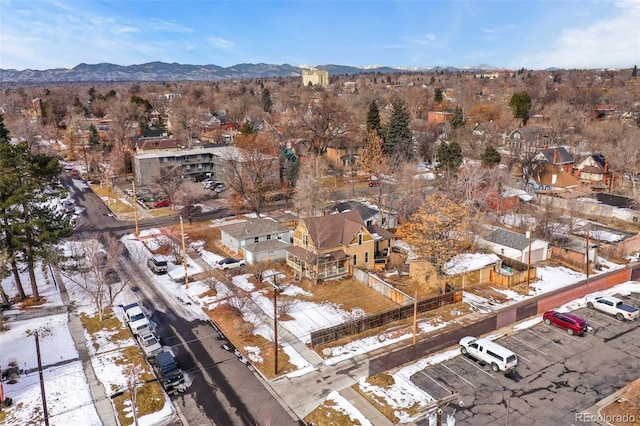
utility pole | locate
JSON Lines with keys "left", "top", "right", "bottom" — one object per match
{"left": 180, "top": 217, "right": 189, "bottom": 289}
{"left": 263, "top": 272, "right": 281, "bottom": 375}
{"left": 132, "top": 180, "right": 139, "bottom": 237}
{"left": 35, "top": 332, "right": 49, "bottom": 426}
{"left": 526, "top": 224, "right": 533, "bottom": 295}
{"left": 585, "top": 230, "right": 590, "bottom": 284}
{"left": 413, "top": 290, "right": 418, "bottom": 346}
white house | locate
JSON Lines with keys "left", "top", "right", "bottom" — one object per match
{"left": 218, "top": 218, "right": 292, "bottom": 264}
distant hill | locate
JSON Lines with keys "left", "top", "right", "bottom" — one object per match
{"left": 0, "top": 62, "right": 499, "bottom": 84}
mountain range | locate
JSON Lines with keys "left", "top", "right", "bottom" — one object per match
{"left": 0, "top": 62, "right": 499, "bottom": 84}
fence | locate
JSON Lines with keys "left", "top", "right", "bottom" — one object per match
{"left": 368, "top": 263, "right": 638, "bottom": 375}
{"left": 352, "top": 267, "right": 413, "bottom": 304}
{"left": 310, "top": 287, "right": 462, "bottom": 347}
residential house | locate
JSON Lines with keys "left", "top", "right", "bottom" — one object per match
{"left": 331, "top": 200, "right": 398, "bottom": 229}
{"left": 574, "top": 154, "right": 612, "bottom": 190}
{"left": 484, "top": 187, "right": 534, "bottom": 212}
{"left": 427, "top": 111, "right": 454, "bottom": 124}
{"left": 285, "top": 210, "right": 395, "bottom": 282}
{"left": 548, "top": 235, "right": 598, "bottom": 274}
{"left": 505, "top": 126, "right": 552, "bottom": 150}
{"left": 325, "top": 140, "right": 362, "bottom": 169}
{"left": 218, "top": 218, "right": 292, "bottom": 264}
{"left": 477, "top": 226, "right": 549, "bottom": 264}
{"left": 535, "top": 146, "right": 575, "bottom": 171}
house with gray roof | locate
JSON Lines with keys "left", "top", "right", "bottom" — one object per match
{"left": 331, "top": 200, "right": 398, "bottom": 229}
{"left": 477, "top": 226, "right": 549, "bottom": 263}
{"left": 218, "top": 218, "right": 292, "bottom": 264}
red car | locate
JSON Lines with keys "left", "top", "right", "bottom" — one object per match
{"left": 368, "top": 181, "right": 382, "bottom": 187}
{"left": 153, "top": 198, "right": 170, "bottom": 208}
{"left": 543, "top": 311, "right": 589, "bottom": 335}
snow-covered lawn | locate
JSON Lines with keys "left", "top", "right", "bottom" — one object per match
{"left": 1, "top": 220, "right": 636, "bottom": 426}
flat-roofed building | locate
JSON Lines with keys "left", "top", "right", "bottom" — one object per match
{"left": 302, "top": 68, "right": 329, "bottom": 87}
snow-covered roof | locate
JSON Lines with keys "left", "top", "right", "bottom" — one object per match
{"left": 444, "top": 253, "right": 501, "bottom": 275}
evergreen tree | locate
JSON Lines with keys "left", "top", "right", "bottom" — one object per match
{"left": 436, "top": 140, "right": 463, "bottom": 177}
{"left": 0, "top": 114, "right": 72, "bottom": 302}
{"left": 240, "top": 121, "right": 255, "bottom": 136}
{"left": 88, "top": 124, "right": 101, "bottom": 147}
{"left": 509, "top": 91, "right": 532, "bottom": 124}
{"left": 633, "top": 65, "right": 638, "bottom": 78}
{"left": 481, "top": 145, "right": 502, "bottom": 167}
{"left": 366, "top": 100, "right": 382, "bottom": 138}
{"left": 450, "top": 105, "right": 465, "bottom": 129}
{"left": 384, "top": 98, "right": 413, "bottom": 159}
{"left": 261, "top": 88, "right": 273, "bottom": 113}
{"left": 434, "top": 88, "right": 444, "bottom": 103}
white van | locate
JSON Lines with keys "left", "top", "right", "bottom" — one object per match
{"left": 459, "top": 336, "right": 517, "bottom": 373}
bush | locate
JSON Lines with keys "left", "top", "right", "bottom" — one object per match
{"left": 2, "top": 397, "right": 13, "bottom": 407}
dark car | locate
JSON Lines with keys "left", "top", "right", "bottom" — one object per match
{"left": 368, "top": 180, "right": 382, "bottom": 187}
{"left": 543, "top": 311, "right": 589, "bottom": 335}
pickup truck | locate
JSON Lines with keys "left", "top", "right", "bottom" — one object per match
{"left": 137, "top": 331, "right": 163, "bottom": 359}
{"left": 586, "top": 296, "right": 639, "bottom": 321}
{"left": 153, "top": 351, "right": 186, "bottom": 395}
{"left": 123, "top": 303, "right": 151, "bottom": 334}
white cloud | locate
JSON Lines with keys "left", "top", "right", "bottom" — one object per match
{"left": 209, "top": 37, "right": 235, "bottom": 49}
{"left": 518, "top": 1, "right": 640, "bottom": 68}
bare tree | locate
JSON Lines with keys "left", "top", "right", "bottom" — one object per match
{"left": 60, "top": 235, "right": 129, "bottom": 321}
{"left": 221, "top": 146, "right": 279, "bottom": 216}
{"left": 293, "top": 154, "right": 329, "bottom": 217}
{"left": 295, "top": 91, "right": 353, "bottom": 155}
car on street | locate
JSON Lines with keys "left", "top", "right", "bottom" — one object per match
{"left": 214, "top": 183, "right": 226, "bottom": 192}
{"left": 368, "top": 180, "right": 382, "bottom": 187}
{"left": 542, "top": 311, "right": 589, "bottom": 335}
{"left": 70, "top": 169, "right": 79, "bottom": 176}
{"left": 153, "top": 198, "right": 170, "bottom": 208}
{"left": 218, "top": 257, "right": 246, "bottom": 270}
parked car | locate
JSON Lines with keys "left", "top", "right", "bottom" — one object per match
{"left": 459, "top": 336, "right": 518, "bottom": 373}
{"left": 70, "top": 169, "right": 79, "bottom": 176}
{"left": 137, "top": 330, "right": 163, "bottom": 359}
{"left": 147, "top": 257, "right": 168, "bottom": 274}
{"left": 153, "top": 198, "right": 170, "bottom": 208}
{"left": 218, "top": 258, "right": 246, "bottom": 270}
{"left": 202, "top": 179, "right": 216, "bottom": 189}
{"left": 214, "top": 183, "right": 226, "bottom": 193}
{"left": 543, "top": 311, "right": 589, "bottom": 335}
{"left": 368, "top": 180, "right": 382, "bottom": 187}
{"left": 586, "top": 296, "right": 639, "bottom": 321}
{"left": 123, "top": 303, "right": 150, "bottom": 335}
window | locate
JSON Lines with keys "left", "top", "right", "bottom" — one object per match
{"left": 365, "top": 252, "right": 369, "bottom": 263}
{"left": 267, "top": 235, "right": 271, "bottom": 240}
{"left": 353, "top": 255, "right": 357, "bottom": 265}
{"left": 486, "top": 350, "right": 504, "bottom": 361}
{"left": 358, "top": 234, "right": 363, "bottom": 245}
{"left": 303, "top": 235, "right": 308, "bottom": 246}
{"left": 254, "top": 237, "right": 259, "bottom": 243}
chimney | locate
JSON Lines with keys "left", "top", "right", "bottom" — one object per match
{"left": 553, "top": 148, "right": 558, "bottom": 164}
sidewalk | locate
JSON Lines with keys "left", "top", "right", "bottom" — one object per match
{"left": 52, "top": 266, "right": 118, "bottom": 426}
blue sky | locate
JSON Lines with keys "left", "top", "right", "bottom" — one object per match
{"left": 1, "top": 0, "right": 639, "bottom": 71}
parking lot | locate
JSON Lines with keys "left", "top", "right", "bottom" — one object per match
{"left": 413, "top": 292, "right": 640, "bottom": 425}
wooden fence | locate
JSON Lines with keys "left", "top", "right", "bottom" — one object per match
{"left": 310, "top": 286, "right": 462, "bottom": 347}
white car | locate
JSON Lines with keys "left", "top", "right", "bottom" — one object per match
{"left": 218, "top": 258, "right": 246, "bottom": 270}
